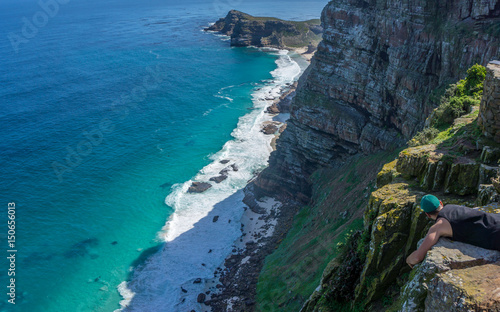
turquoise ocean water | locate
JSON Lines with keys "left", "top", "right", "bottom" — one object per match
{"left": 0, "top": 0, "right": 327, "bottom": 311}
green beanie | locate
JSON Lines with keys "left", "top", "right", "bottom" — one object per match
{"left": 420, "top": 195, "right": 440, "bottom": 213}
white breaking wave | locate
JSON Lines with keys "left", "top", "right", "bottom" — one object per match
{"left": 116, "top": 49, "right": 301, "bottom": 312}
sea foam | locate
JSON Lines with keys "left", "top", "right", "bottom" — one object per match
{"left": 116, "top": 49, "right": 301, "bottom": 312}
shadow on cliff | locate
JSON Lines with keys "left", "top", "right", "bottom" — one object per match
{"left": 122, "top": 189, "right": 248, "bottom": 310}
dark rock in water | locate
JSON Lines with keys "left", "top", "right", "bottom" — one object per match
{"left": 231, "top": 164, "right": 238, "bottom": 171}
{"left": 194, "top": 278, "right": 202, "bottom": 284}
{"left": 208, "top": 249, "right": 212, "bottom": 253}
{"left": 220, "top": 159, "right": 230, "bottom": 164}
{"left": 197, "top": 293, "right": 206, "bottom": 303}
{"left": 213, "top": 216, "right": 219, "bottom": 223}
{"left": 188, "top": 182, "right": 212, "bottom": 193}
{"left": 266, "top": 103, "right": 280, "bottom": 114}
{"left": 219, "top": 166, "right": 231, "bottom": 175}
{"left": 160, "top": 182, "right": 172, "bottom": 189}
{"left": 64, "top": 238, "right": 99, "bottom": 258}
{"left": 181, "top": 287, "right": 188, "bottom": 293}
{"left": 111, "top": 241, "right": 118, "bottom": 245}
{"left": 209, "top": 175, "right": 227, "bottom": 183}
{"left": 261, "top": 123, "right": 279, "bottom": 135}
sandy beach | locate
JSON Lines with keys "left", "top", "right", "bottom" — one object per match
{"left": 292, "top": 46, "right": 316, "bottom": 63}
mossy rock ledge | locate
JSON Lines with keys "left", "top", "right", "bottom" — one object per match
{"left": 395, "top": 144, "right": 499, "bottom": 198}
{"left": 301, "top": 142, "right": 500, "bottom": 311}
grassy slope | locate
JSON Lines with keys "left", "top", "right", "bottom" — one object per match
{"left": 256, "top": 150, "right": 402, "bottom": 311}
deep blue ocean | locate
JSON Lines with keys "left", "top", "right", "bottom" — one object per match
{"left": 0, "top": 0, "right": 327, "bottom": 311}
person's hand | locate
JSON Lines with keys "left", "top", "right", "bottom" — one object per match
{"left": 406, "top": 252, "right": 420, "bottom": 268}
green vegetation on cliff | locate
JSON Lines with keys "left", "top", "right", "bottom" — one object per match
{"left": 257, "top": 64, "right": 500, "bottom": 312}
{"left": 409, "top": 64, "right": 486, "bottom": 147}
{"left": 298, "top": 64, "right": 500, "bottom": 311}
{"left": 255, "top": 150, "right": 401, "bottom": 311}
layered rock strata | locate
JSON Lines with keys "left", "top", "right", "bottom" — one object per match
{"left": 255, "top": 0, "right": 500, "bottom": 202}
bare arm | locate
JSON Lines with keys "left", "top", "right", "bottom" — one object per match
{"left": 406, "top": 218, "right": 452, "bottom": 268}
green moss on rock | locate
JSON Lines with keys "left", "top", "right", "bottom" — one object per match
{"left": 376, "top": 160, "right": 399, "bottom": 188}
{"left": 356, "top": 183, "right": 424, "bottom": 306}
{"left": 396, "top": 145, "right": 436, "bottom": 178}
{"left": 444, "top": 161, "right": 480, "bottom": 195}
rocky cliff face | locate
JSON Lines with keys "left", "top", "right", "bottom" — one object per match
{"left": 205, "top": 10, "right": 322, "bottom": 49}
{"left": 255, "top": 0, "right": 500, "bottom": 202}
{"left": 300, "top": 64, "right": 500, "bottom": 310}
{"left": 302, "top": 142, "right": 500, "bottom": 311}
{"left": 479, "top": 61, "right": 500, "bottom": 142}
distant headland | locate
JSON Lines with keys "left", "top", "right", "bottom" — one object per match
{"left": 205, "top": 10, "right": 322, "bottom": 61}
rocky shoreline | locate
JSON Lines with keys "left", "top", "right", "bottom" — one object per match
{"left": 203, "top": 186, "right": 301, "bottom": 312}
{"left": 192, "top": 18, "right": 308, "bottom": 310}
{"left": 188, "top": 81, "right": 301, "bottom": 311}
{"left": 184, "top": 80, "right": 298, "bottom": 197}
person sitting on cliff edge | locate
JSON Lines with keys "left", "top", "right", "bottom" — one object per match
{"left": 406, "top": 194, "right": 500, "bottom": 268}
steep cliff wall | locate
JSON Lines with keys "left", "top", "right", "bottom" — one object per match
{"left": 298, "top": 64, "right": 500, "bottom": 311}
{"left": 255, "top": 0, "right": 500, "bottom": 202}
{"left": 479, "top": 61, "right": 500, "bottom": 142}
